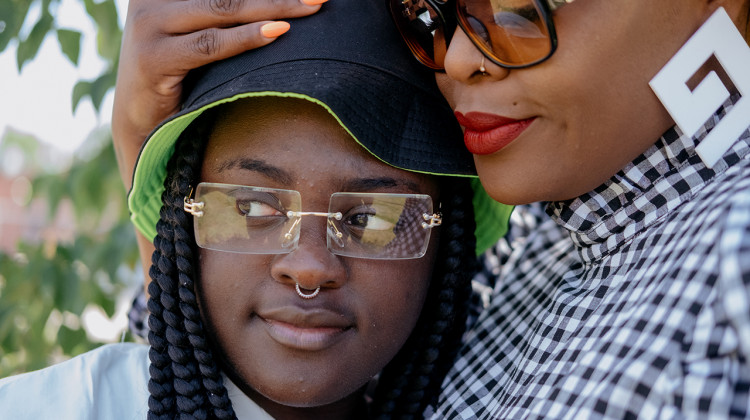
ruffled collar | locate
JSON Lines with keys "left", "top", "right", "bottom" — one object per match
{"left": 547, "top": 95, "right": 749, "bottom": 262}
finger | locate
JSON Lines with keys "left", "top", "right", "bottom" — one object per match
{"left": 161, "top": 0, "right": 327, "bottom": 34}
{"left": 158, "top": 21, "right": 291, "bottom": 73}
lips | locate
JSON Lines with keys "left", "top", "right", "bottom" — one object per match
{"left": 258, "top": 306, "right": 354, "bottom": 351}
{"left": 455, "top": 111, "right": 535, "bottom": 155}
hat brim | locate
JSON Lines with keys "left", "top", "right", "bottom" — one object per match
{"left": 128, "top": 61, "right": 511, "bottom": 254}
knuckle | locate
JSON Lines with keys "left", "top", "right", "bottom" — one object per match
{"left": 128, "top": 6, "right": 157, "bottom": 34}
{"left": 206, "top": 0, "right": 241, "bottom": 16}
{"left": 268, "top": 0, "right": 294, "bottom": 12}
{"left": 194, "top": 29, "right": 220, "bottom": 56}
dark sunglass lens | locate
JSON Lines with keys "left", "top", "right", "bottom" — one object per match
{"left": 388, "top": 0, "right": 447, "bottom": 69}
{"left": 459, "top": 0, "right": 553, "bottom": 66}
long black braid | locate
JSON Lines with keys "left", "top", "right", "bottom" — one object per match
{"left": 146, "top": 109, "right": 478, "bottom": 419}
{"left": 147, "top": 111, "right": 235, "bottom": 420}
{"left": 370, "top": 175, "right": 478, "bottom": 419}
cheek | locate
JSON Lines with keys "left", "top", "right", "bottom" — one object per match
{"left": 436, "top": 73, "right": 458, "bottom": 108}
{"left": 197, "top": 251, "right": 268, "bottom": 344}
{"left": 357, "top": 258, "right": 434, "bottom": 351}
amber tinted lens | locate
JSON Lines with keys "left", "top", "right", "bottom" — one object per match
{"left": 388, "top": 0, "right": 448, "bottom": 69}
{"left": 327, "top": 193, "right": 435, "bottom": 259}
{"left": 192, "top": 183, "right": 301, "bottom": 254}
{"left": 458, "top": 0, "right": 553, "bottom": 66}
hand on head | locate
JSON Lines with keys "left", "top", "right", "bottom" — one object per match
{"left": 112, "top": 0, "right": 327, "bottom": 190}
{"left": 113, "top": 0, "right": 329, "bottom": 281}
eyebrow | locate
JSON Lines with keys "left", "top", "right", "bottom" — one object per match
{"left": 217, "top": 157, "right": 293, "bottom": 185}
{"left": 218, "top": 158, "right": 424, "bottom": 193}
{"left": 344, "top": 177, "right": 423, "bottom": 194}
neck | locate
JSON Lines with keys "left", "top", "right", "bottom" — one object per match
{"left": 238, "top": 379, "right": 369, "bottom": 420}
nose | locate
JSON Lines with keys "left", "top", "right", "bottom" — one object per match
{"left": 270, "top": 217, "right": 347, "bottom": 293}
{"left": 444, "top": 27, "right": 509, "bottom": 83}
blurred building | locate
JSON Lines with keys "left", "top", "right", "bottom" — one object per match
{"left": 0, "top": 134, "right": 76, "bottom": 253}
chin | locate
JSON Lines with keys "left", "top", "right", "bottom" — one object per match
{"left": 477, "top": 173, "right": 553, "bottom": 205}
{"left": 475, "top": 157, "right": 602, "bottom": 204}
{"left": 257, "top": 375, "right": 365, "bottom": 409}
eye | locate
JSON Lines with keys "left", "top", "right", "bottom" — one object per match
{"left": 493, "top": 9, "right": 545, "bottom": 39}
{"left": 466, "top": 16, "right": 491, "bottom": 43}
{"left": 235, "top": 199, "right": 284, "bottom": 217}
{"left": 232, "top": 190, "right": 286, "bottom": 219}
{"left": 343, "top": 206, "right": 398, "bottom": 232}
{"left": 347, "top": 214, "right": 395, "bottom": 231}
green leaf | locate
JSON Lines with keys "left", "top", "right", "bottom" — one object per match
{"left": 83, "top": 0, "right": 121, "bottom": 62}
{"left": 89, "top": 70, "right": 116, "bottom": 112}
{"left": 0, "top": 0, "right": 34, "bottom": 53}
{"left": 56, "top": 28, "right": 81, "bottom": 66}
{"left": 72, "top": 80, "right": 92, "bottom": 113}
{"left": 1, "top": 0, "right": 134, "bottom": 378}
{"left": 15, "top": 11, "right": 54, "bottom": 71}
{"left": 71, "top": 71, "right": 116, "bottom": 113}
{"left": 57, "top": 324, "right": 89, "bottom": 355}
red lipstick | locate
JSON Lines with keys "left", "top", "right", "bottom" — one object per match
{"left": 455, "top": 112, "right": 535, "bottom": 155}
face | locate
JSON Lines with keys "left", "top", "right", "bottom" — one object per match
{"left": 437, "top": 0, "right": 723, "bottom": 203}
{"left": 196, "top": 98, "right": 440, "bottom": 416}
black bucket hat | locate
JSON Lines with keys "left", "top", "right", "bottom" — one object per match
{"left": 128, "top": 0, "right": 511, "bottom": 253}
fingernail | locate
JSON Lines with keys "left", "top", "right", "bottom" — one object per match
{"left": 261, "top": 21, "right": 291, "bottom": 39}
{"left": 301, "top": 0, "right": 328, "bottom": 5}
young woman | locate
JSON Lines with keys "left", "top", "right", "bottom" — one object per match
{"left": 139, "top": 95, "right": 478, "bottom": 419}
{"left": 0, "top": 3, "right": 508, "bottom": 418}
{"left": 112, "top": 0, "right": 750, "bottom": 418}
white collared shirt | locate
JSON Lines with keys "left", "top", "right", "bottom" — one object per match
{"left": 0, "top": 342, "right": 275, "bottom": 419}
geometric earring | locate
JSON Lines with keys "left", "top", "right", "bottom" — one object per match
{"left": 649, "top": 7, "right": 750, "bottom": 168}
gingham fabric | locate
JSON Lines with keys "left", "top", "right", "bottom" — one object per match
{"left": 431, "top": 97, "right": 750, "bottom": 419}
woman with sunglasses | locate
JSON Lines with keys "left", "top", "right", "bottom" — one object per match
{"left": 112, "top": 0, "right": 750, "bottom": 418}
{"left": 393, "top": 2, "right": 750, "bottom": 418}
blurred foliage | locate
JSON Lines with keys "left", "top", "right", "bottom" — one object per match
{"left": 0, "top": 0, "right": 140, "bottom": 377}
{"left": 1, "top": 0, "right": 121, "bottom": 112}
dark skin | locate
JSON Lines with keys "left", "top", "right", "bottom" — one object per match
{"left": 113, "top": 0, "right": 750, "bottom": 283}
{"left": 196, "top": 98, "right": 440, "bottom": 419}
{"left": 113, "top": 0, "right": 328, "bottom": 282}
{"left": 438, "top": 0, "right": 750, "bottom": 204}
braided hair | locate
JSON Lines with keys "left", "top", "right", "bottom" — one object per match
{"left": 146, "top": 108, "right": 478, "bottom": 419}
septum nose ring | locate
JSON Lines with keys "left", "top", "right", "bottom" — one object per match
{"left": 296, "top": 283, "right": 320, "bottom": 299}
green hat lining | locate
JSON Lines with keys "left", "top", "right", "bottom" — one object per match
{"left": 128, "top": 92, "right": 511, "bottom": 255}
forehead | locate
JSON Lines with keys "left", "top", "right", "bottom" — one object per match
{"left": 201, "top": 97, "right": 438, "bottom": 194}
{"left": 207, "top": 97, "right": 366, "bottom": 162}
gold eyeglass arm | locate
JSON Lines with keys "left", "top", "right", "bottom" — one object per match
{"left": 184, "top": 197, "right": 205, "bottom": 217}
{"left": 421, "top": 213, "right": 442, "bottom": 229}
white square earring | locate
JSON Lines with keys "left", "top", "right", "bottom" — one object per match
{"left": 649, "top": 7, "right": 750, "bottom": 168}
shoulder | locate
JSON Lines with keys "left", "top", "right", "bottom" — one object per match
{"left": 0, "top": 343, "right": 150, "bottom": 419}
{"left": 715, "top": 191, "right": 750, "bottom": 353}
{"left": 654, "top": 158, "right": 750, "bottom": 271}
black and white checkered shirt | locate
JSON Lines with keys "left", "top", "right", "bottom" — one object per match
{"left": 432, "top": 98, "right": 750, "bottom": 419}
